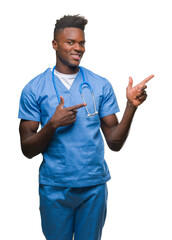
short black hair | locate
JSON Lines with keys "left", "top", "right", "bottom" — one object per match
{"left": 54, "top": 14, "right": 88, "bottom": 39}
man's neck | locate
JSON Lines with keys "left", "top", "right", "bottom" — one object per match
{"left": 55, "top": 62, "right": 79, "bottom": 74}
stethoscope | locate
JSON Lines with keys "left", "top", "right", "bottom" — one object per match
{"left": 52, "top": 66, "right": 98, "bottom": 117}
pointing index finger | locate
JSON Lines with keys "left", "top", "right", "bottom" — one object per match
{"left": 142, "top": 74, "right": 154, "bottom": 85}
{"left": 68, "top": 103, "right": 87, "bottom": 111}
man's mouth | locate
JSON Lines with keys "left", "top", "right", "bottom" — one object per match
{"left": 71, "top": 53, "right": 82, "bottom": 61}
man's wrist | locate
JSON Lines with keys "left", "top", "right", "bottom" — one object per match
{"left": 127, "top": 100, "right": 138, "bottom": 111}
{"left": 48, "top": 118, "right": 60, "bottom": 130}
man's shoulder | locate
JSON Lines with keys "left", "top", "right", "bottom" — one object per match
{"left": 22, "top": 68, "right": 51, "bottom": 95}
{"left": 81, "top": 67, "right": 111, "bottom": 88}
{"left": 81, "top": 67, "right": 109, "bottom": 83}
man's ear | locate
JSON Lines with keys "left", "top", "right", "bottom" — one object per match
{"left": 52, "top": 40, "right": 58, "bottom": 51}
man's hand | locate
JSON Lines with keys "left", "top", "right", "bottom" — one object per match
{"left": 126, "top": 74, "right": 154, "bottom": 107}
{"left": 50, "top": 96, "right": 86, "bottom": 128}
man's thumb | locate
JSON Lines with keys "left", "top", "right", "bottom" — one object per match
{"left": 59, "top": 96, "right": 64, "bottom": 108}
{"left": 128, "top": 77, "right": 133, "bottom": 89}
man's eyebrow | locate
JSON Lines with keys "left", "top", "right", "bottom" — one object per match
{"left": 66, "top": 39, "right": 86, "bottom": 43}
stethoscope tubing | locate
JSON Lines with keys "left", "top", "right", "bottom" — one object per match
{"left": 52, "top": 65, "right": 61, "bottom": 103}
{"left": 52, "top": 65, "right": 98, "bottom": 116}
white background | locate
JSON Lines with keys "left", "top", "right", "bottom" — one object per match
{"left": 0, "top": 0, "right": 172, "bottom": 239}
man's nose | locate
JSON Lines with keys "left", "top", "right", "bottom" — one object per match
{"left": 73, "top": 43, "right": 82, "bottom": 51}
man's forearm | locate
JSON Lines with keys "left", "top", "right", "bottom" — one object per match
{"left": 108, "top": 101, "right": 137, "bottom": 151}
{"left": 21, "top": 121, "right": 57, "bottom": 159}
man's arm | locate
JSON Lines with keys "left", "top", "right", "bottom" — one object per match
{"left": 19, "top": 96, "right": 86, "bottom": 159}
{"left": 101, "top": 75, "right": 154, "bottom": 151}
{"left": 19, "top": 120, "right": 56, "bottom": 159}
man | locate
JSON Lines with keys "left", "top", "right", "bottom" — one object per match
{"left": 18, "top": 15, "right": 154, "bottom": 240}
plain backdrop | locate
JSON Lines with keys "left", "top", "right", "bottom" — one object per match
{"left": 0, "top": 0, "right": 172, "bottom": 239}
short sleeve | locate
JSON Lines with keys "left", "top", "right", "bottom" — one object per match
{"left": 99, "top": 81, "right": 120, "bottom": 118}
{"left": 18, "top": 84, "right": 41, "bottom": 122}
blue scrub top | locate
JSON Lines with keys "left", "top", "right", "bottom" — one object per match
{"left": 18, "top": 67, "right": 120, "bottom": 187}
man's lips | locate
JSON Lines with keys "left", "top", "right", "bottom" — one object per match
{"left": 71, "top": 53, "right": 82, "bottom": 61}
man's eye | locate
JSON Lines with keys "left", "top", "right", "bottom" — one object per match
{"left": 67, "top": 41, "right": 73, "bottom": 45}
{"left": 80, "top": 42, "right": 85, "bottom": 47}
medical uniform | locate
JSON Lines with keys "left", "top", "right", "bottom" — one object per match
{"left": 18, "top": 67, "right": 119, "bottom": 240}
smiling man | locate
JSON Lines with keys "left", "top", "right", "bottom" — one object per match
{"left": 53, "top": 26, "right": 86, "bottom": 73}
{"left": 18, "top": 15, "right": 154, "bottom": 240}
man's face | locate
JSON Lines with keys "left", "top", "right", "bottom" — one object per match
{"left": 53, "top": 27, "right": 86, "bottom": 72}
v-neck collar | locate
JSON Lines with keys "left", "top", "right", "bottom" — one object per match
{"left": 53, "top": 68, "right": 82, "bottom": 93}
